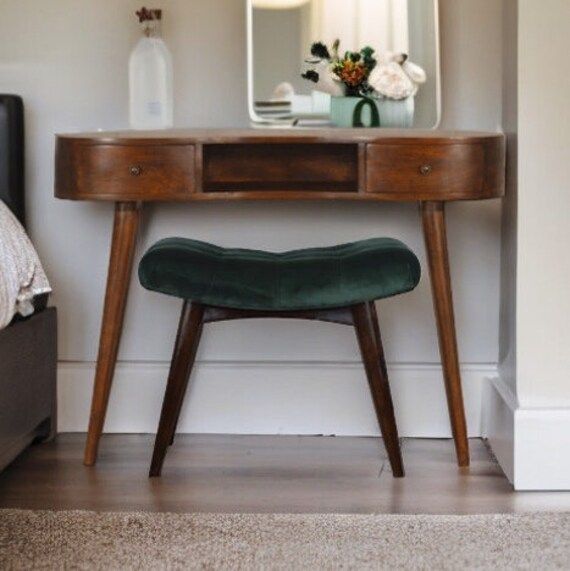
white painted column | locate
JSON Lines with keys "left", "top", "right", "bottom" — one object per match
{"left": 487, "top": 0, "right": 570, "bottom": 490}
{"left": 516, "top": 1, "right": 570, "bottom": 408}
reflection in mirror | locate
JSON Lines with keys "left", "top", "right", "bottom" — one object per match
{"left": 248, "top": 0, "right": 440, "bottom": 128}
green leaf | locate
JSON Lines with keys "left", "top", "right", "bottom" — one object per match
{"left": 310, "top": 42, "right": 331, "bottom": 60}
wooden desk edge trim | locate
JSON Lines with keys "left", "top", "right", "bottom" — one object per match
{"left": 54, "top": 134, "right": 505, "bottom": 202}
{"left": 55, "top": 130, "right": 506, "bottom": 146}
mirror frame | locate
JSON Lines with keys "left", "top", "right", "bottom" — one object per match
{"left": 246, "top": 0, "right": 442, "bottom": 128}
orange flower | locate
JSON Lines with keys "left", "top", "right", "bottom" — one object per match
{"left": 334, "top": 60, "right": 368, "bottom": 88}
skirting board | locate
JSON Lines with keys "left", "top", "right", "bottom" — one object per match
{"left": 484, "top": 376, "right": 570, "bottom": 490}
{"left": 58, "top": 361, "right": 494, "bottom": 438}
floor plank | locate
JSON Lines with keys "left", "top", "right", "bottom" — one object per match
{"left": 0, "top": 435, "right": 569, "bottom": 514}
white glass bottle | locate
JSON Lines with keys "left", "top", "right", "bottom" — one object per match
{"left": 129, "top": 9, "right": 173, "bottom": 129}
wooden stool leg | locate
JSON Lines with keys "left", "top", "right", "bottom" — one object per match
{"left": 149, "top": 302, "right": 204, "bottom": 477}
{"left": 352, "top": 303, "right": 404, "bottom": 477}
{"left": 368, "top": 301, "right": 389, "bottom": 380}
{"left": 169, "top": 305, "right": 204, "bottom": 446}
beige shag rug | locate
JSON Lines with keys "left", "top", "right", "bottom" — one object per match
{"left": 1, "top": 510, "right": 569, "bottom": 570}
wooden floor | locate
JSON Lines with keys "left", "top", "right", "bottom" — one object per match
{"left": 1, "top": 434, "right": 570, "bottom": 514}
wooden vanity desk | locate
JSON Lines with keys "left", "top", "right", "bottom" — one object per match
{"left": 55, "top": 128, "right": 505, "bottom": 468}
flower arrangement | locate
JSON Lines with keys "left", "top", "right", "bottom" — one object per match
{"left": 302, "top": 40, "right": 376, "bottom": 97}
{"left": 301, "top": 40, "right": 426, "bottom": 101}
{"left": 135, "top": 7, "right": 162, "bottom": 37}
{"left": 136, "top": 7, "right": 161, "bottom": 23}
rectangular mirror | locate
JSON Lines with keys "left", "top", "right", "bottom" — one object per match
{"left": 247, "top": 0, "right": 440, "bottom": 128}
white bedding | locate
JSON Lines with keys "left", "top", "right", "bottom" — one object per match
{"left": 0, "top": 200, "right": 51, "bottom": 329}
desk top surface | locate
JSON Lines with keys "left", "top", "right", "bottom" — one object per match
{"left": 57, "top": 128, "right": 504, "bottom": 145}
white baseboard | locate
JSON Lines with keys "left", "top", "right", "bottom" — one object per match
{"left": 483, "top": 376, "right": 516, "bottom": 483}
{"left": 484, "top": 376, "right": 570, "bottom": 490}
{"left": 58, "top": 360, "right": 494, "bottom": 438}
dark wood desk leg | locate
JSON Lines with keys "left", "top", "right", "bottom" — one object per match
{"left": 83, "top": 201, "right": 142, "bottom": 466}
{"left": 421, "top": 201, "right": 469, "bottom": 467}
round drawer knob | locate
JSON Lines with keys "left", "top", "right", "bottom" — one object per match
{"left": 129, "top": 165, "right": 142, "bottom": 176}
{"left": 419, "top": 164, "right": 433, "bottom": 176}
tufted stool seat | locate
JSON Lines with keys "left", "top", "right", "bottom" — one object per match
{"left": 138, "top": 237, "right": 421, "bottom": 311}
{"left": 139, "top": 237, "right": 421, "bottom": 479}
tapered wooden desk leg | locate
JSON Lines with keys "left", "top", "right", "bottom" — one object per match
{"left": 421, "top": 201, "right": 469, "bottom": 467}
{"left": 83, "top": 202, "right": 142, "bottom": 466}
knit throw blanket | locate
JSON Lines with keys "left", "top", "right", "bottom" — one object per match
{"left": 0, "top": 201, "right": 51, "bottom": 329}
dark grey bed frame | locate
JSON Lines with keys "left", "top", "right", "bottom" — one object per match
{"left": 0, "top": 94, "right": 57, "bottom": 472}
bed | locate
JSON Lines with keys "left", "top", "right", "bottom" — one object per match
{"left": 0, "top": 94, "right": 57, "bottom": 471}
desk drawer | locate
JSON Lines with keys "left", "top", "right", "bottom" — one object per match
{"left": 366, "top": 143, "right": 485, "bottom": 200}
{"left": 71, "top": 144, "right": 195, "bottom": 200}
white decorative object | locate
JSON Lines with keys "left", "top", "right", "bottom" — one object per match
{"left": 311, "top": 90, "right": 331, "bottom": 114}
{"left": 304, "top": 60, "right": 345, "bottom": 97}
{"left": 129, "top": 8, "right": 173, "bottom": 130}
{"left": 269, "top": 83, "right": 328, "bottom": 116}
{"left": 0, "top": 201, "right": 51, "bottom": 330}
{"left": 271, "top": 82, "right": 295, "bottom": 101}
{"left": 368, "top": 52, "right": 427, "bottom": 100}
{"left": 368, "top": 61, "right": 416, "bottom": 100}
{"left": 402, "top": 60, "right": 427, "bottom": 85}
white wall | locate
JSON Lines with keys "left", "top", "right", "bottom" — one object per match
{"left": 0, "top": 0, "right": 504, "bottom": 435}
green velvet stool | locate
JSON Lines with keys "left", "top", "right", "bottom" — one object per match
{"left": 139, "top": 237, "right": 421, "bottom": 478}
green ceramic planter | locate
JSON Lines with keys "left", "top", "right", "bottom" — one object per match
{"left": 377, "top": 97, "right": 415, "bottom": 128}
{"left": 330, "top": 96, "right": 415, "bottom": 128}
{"left": 330, "top": 96, "right": 379, "bottom": 128}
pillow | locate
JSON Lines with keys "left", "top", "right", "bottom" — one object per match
{"left": 0, "top": 200, "right": 51, "bottom": 329}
